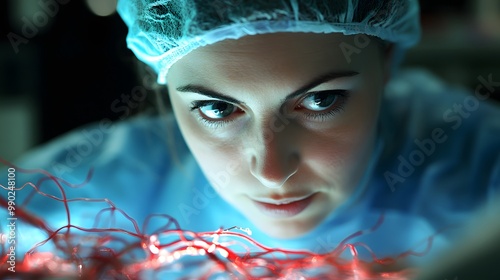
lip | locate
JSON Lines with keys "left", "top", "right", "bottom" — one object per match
{"left": 252, "top": 193, "right": 316, "bottom": 218}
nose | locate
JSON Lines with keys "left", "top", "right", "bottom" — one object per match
{"left": 248, "top": 123, "right": 300, "bottom": 189}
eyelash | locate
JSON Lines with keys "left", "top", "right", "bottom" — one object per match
{"left": 189, "top": 90, "right": 351, "bottom": 128}
{"left": 189, "top": 101, "right": 239, "bottom": 129}
{"left": 298, "top": 90, "right": 350, "bottom": 121}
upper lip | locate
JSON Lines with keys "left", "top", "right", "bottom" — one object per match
{"left": 252, "top": 193, "right": 315, "bottom": 205}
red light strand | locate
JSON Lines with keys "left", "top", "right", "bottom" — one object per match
{"left": 0, "top": 158, "right": 432, "bottom": 279}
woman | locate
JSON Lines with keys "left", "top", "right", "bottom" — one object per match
{"left": 3, "top": 0, "right": 499, "bottom": 278}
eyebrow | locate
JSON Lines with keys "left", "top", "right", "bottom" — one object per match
{"left": 176, "top": 84, "right": 242, "bottom": 104}
{"left": 175, "top": 71, "right": 359, "bottom": 104}
{"left": 283, "top": 71, "right": 359, "bottom": 102}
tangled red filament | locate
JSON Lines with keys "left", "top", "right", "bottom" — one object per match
{"left": 0, "top": 159, "right": 429, "bottom": 279}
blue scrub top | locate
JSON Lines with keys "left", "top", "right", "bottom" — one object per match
{"left": 2, "top": 69, "right": 499, "bottom": 277}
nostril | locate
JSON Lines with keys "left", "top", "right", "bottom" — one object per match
{"left": 260, "top": 178, "right": 286, "bottom": 189}
{"left": 250, "top": 153, "right": 300, "bottom": 189}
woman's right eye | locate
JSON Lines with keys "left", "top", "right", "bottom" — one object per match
{"left": 193, "top": 101, "right": 237, "bottom": 119}
{"left": 190, "top": 100, "right": 242, "bottom": 128}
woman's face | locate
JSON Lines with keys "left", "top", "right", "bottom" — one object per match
{"left": 166, "top": 33, "right": 389, "bottom": 238}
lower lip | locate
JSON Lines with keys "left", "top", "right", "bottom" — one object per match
{"left": 253, "top": 194, "right": 316, "bottom": 218}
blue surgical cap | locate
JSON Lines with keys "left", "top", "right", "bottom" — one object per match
{"left": 117, "top": 0, "right": 421, "bottom": 84}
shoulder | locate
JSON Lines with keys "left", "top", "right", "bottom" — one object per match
{"left": 376, "top": 68, "right": 500, "bottom": 206}
{"left": 8, "top": 113, "right": 194, "bottom": 213}
{"left": 2, "top": 113, "right": 198, "bottom": 254}
{"left": 14, "top": 113, "right": 186, "bottom": 179}
{"left": 364, "top": 69, "right": 500, "bottom": 260}
{"left": 382, "top": 68, "right": 500, "bottom": 144}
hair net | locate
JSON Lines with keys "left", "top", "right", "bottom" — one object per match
{"left": 117, "top": 0, "right": 421, "bottom": 85}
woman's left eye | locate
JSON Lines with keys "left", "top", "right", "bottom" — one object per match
{"left": 296, "top": 90, "right": 349, "bottom": 121}
{"left": 300, "top": 91, "right": 340, "bottom": 111}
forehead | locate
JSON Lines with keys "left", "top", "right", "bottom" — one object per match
{"left": 167, "top": 33, "right": 383, "bottom": 90}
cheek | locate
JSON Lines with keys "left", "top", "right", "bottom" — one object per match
{"left": 192, "top": 142, "right": 242, "bottom": 189}
{"left": 306, "top": 91, "right": 381, "bottom": 185}
{"left": 169, "top": 93, "right": 252, "bottom": 199}
{"left": 305, "top": 128, "right": 375, "bottom": 181}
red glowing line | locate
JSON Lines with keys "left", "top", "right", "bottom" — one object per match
{"left": 0, "top": 158, "right": 435, "bottom": 279}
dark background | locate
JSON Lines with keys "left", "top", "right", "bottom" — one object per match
{"left": 1, "top": 0, "right": 499, "bottom": 162}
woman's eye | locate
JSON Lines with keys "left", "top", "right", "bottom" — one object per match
{"left": 195, "top": 101, "right": 237, "bottom": 119}
{"left": 296, "top": 90, "right": 350, "bottom": 121}
{"left": 300, "top": 91, "right": 342, "bottom": 111}
{"left": 190, "top": 100, "right": 243, "bottom": 128}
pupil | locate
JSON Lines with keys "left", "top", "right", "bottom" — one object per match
{"left": 211, "top": 102, "right": 231, "bottom": 117}
{"left": 315, "top": 93, "right": 334, "bottom": 107}
{"left": 214, "top": 103, "right": 227, "bottom": 113}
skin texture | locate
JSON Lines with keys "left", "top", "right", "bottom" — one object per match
{"left": 166, "top": 33, "right": 390, "bottom": 238}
